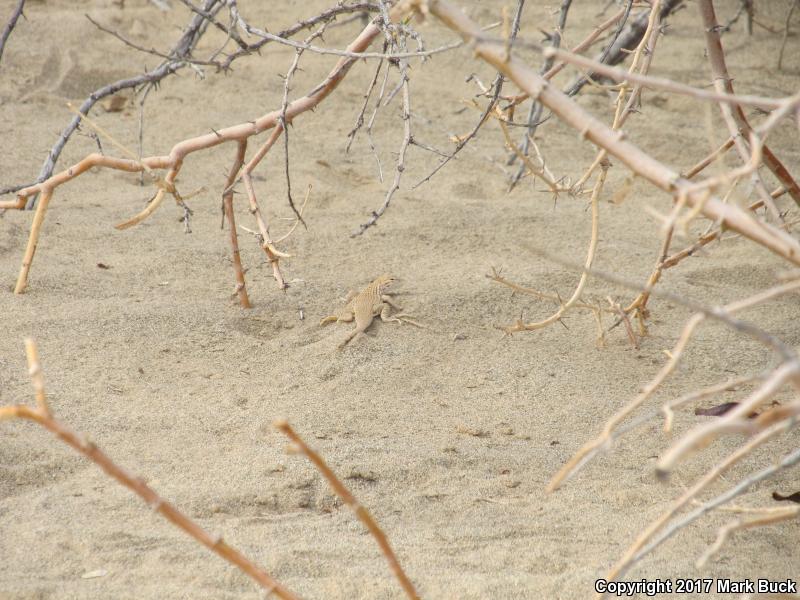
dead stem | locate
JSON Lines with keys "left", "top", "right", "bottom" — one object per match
{"left": 604, "top": 418, "right": 800, "bottom": 589}
{"left": 353, "top": 34, "right": 413, "bottom": 236}
{"left": 0, "top": 0, "right": 26, "bottom": 67}
{"left": 545, "top": 273, "right": 800, "bottom": 491}
{"left": 415, "top": 0, "right": 800, "bottom": 266}
{"left": 1, "top": 340, "right": 299, "bottom": 599}
{"left": 496, "top": 162, "right": 607, "bottom": 335}
{"left": 7, "top": 2, "right": 411, "bottom": 297}
{"left": 698, "top": 0, "right": 800, "bottom": 209}
{"left": 223, "top": 140, "right": 251, "bottom": 308}
{"left": 696, "top": 506, "right": 800, "bottom": 568}
{"left": 274, "top": 420, "right": 420, "bottom": 600}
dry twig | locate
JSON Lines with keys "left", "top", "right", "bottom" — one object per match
{"left": 274, "top": 420, "right": 419, "bottom": 600}
{"left": 407, "top": 0, "right": 800, "bottom": 266}
{"left": 1, "top": 340, "right": 299, "bottom": 599}
{"left": 3, "top": 2, "right": 412, "bottom": 299}
{"left": 0, "top": 0, "right": 25, "bottom": 67}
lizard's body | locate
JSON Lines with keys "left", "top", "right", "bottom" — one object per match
{"left": 320, "top": 274, "right": 407, "bottom": 348}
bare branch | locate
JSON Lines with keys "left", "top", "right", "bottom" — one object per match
{"left": 2, "top": 340, "right": 299, "bottom": 599}
{"left": 0, "top": 0, "right": 25, "bottom": 67}
{"left": 274, "top": 420, "right": 419, "bottom": 600}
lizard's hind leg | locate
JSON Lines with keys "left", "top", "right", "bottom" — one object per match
{"left": 320, "top": 311, "right": 354, "bottom": 326}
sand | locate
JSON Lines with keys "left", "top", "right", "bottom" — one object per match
{"left": 1, "top": 1, "right": 799, "bottom": 598}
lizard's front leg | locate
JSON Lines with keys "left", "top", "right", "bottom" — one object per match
{"left": 380, "top": 303, "right": 406, "bottom": 324}
{"left": 380, "top": 304, "right": 423, "bottom": 328}
{"left": 381, "top": 294, "right": 403, "bottom": 311}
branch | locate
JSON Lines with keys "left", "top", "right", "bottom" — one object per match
{"left": 628, "top": 445, "right": 800, "bottom": 578}
{"left": 218, "top": 3, "right": 383, "bottom": 70}
{"left": 14, "top": 0, "right": 223, "bottom": 210}
{"left": 2, "top": 340, "right": 299, "bottom": 599}
{"left": 412, "top": 0, "right": 800, "bottom": 267}
{"left": 353, "top": 33, "right": 414, "bottom": 235}
{"left": 0, "top": 0, "right": 25, "bottom": 67}
{"left": 496, "top": 160, "right": 608, "bottom": 335}
{"left": 566, "top": 0, "right": 685, "bottom": 95}
{"left": 696, "top": 506, "right": 799, "bottom": 568}
{"left": 6, "top": 3, "right": 409, "bottom": 296}
{"left": 604, "top": 416, "right": 800, "bottom": 588}
{"left": 274, "top": 420, "right": 419, "bottom": 600}
{"left": 541, "top": 44, "right": 792, "bottom": 112}
{"left": 545, "top": 273, "right": 800, "bottom": 491}
{"left": 506, "top": 0, "right": 571, "bottom": 190}
{"left": 698, "top": 0, "right": 800, "bottom": 209}
{"left": 413, "top": 0, "right": 526, "bottom": 189}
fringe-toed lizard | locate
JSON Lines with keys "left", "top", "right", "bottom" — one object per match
{"left": 320, "top": 274, "right": 414, "bottom": 348}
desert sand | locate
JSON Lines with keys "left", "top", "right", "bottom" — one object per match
{"left": 1, "top": 1, "right": 799, "bottom": 598}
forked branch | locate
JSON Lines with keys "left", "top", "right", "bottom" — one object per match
{"left": 407, "top": 0, "right": 800, "bottom": 267}
{"left": 4, "top": 4, "right": 409, "bottom": 299}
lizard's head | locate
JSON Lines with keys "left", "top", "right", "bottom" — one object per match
{"left": 374, "top": 274, "right": 396, "bottom": 289}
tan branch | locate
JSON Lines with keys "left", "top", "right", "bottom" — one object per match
{"left": 412, "top": 0, "right": 800, "bottom": 267}
{"left": 696, "top": 506, "right": 800, "bottom": 568}
{"left": 698, "top": 0, "right": 800, "bottom": 209}
{"left": 8, "top": 4, "right": 406, "bottom": 295}
{"left": 2, "top": 340, "right": 298, "bottom": 599}
{"left": 274, "top": 420, "right": 420, "bottom": 600}
{"left": 547, "top": 277, "right": 800, "bottom": 492}
{"left": 498, "top": 161, "right": 607, "bottom": 335}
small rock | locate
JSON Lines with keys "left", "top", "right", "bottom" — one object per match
{"left": 129, "top": 19, "right": 147, "bottom": 38}
{"left": 456, "top": 424, "right": 489, "bottom": 438}
{"left": 81, "top": 569, "right": 108, "bottom": 579}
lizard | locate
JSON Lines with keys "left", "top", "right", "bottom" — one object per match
{"left": 320, "top": 274, "right": 414, "bottom": 348}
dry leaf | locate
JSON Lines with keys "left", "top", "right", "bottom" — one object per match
{"left": 101, "top": 95, "right": 127, "bottom": 112}
{"left": 695, "top": 402, "right": 758, "bottom": 418}
{"left": 611, "top": 176, "right": 633, "bottom": 204}
{"left": 772, "top": 491, "right": 800, "bottom": 503}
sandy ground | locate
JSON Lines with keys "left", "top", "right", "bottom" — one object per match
{"left": 1, "top": 1, "right": 799, "bottom": 598}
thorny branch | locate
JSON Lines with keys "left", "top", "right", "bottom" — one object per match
{"left": 2, "top": 1, "right": 386, "bottom": 208}
{"left": 278, "top": 21, "right": 333, "bottom": 226}
{"left": 0, "top": 0, "right": 25, "bottom": 67}
{"left": 566, "top": 0, "right": 685, "bottom": 96}
{"left": 352, "top": 32, "right": 414, "bottom": 235}
{"left": 3, "top": 1, "right": 412, "bottom": 298}
{"left": 10, "top": 0, "right": 223, "bottom": 209}
{"left": 508, "top": 253, "right": 800, "bottom": 591}
{"left": 412, "top": 0, "right": 526, "bottom": 190}
{"left": 507, "top": 0, "right": 571, "bottom": 191}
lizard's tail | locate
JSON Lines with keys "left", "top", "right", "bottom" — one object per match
{"left": 338, "top": 330, "right": 359, "bottom": 349}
